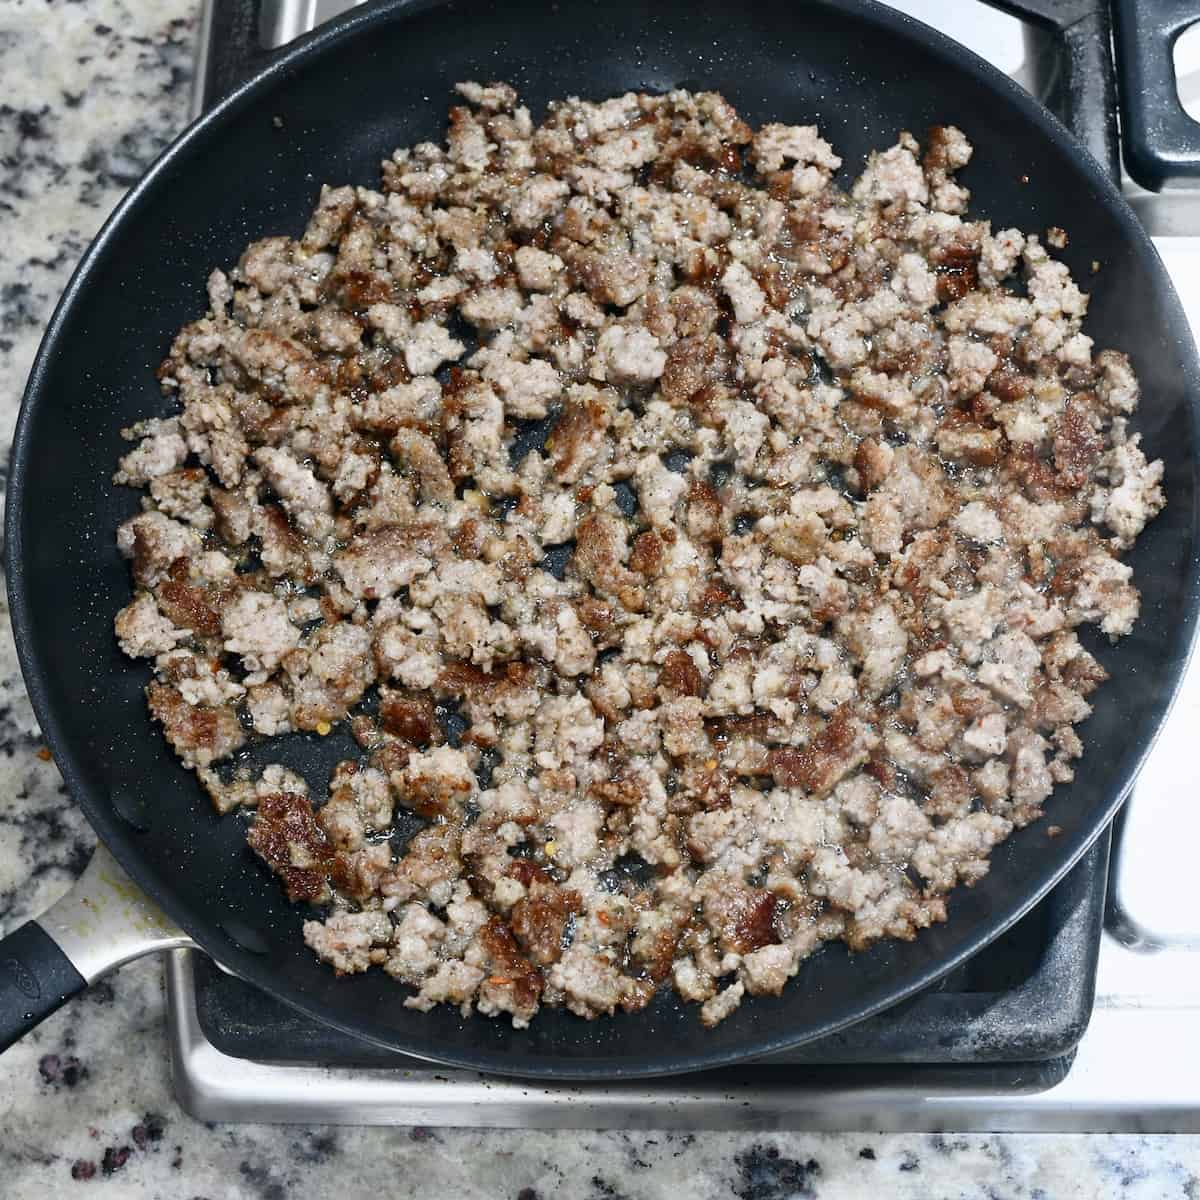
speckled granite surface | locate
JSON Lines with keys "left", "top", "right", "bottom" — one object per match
{"left": 0, "top": 3, "right": 1198, "bottom": 1196}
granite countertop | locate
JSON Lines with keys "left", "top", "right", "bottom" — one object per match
{"left": 0, "top": 3, "right": 1198, "bottom": 1196}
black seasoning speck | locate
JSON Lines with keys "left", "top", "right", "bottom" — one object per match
{"left": 859, "top": 1147, "right": 876, "bottom": 1160}
{"left": 70, "top": 1160, "right": 96, "bottom": 1181}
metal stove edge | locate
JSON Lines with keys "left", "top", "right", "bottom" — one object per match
{"left": 165, "top": 950, "right": 1200, "bottom": 1131}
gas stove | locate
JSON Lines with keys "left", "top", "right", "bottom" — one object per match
{"left": 167, "top": 0, "right": 1200, "bottom": 1130}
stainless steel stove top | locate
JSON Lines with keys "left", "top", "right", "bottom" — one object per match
{"left": 167, "top": 0, "right": 1200, "bottom": 1130}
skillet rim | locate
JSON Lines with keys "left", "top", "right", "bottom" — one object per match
{"left": 8, "top": 0, "right": 1200, "bottom": 1079}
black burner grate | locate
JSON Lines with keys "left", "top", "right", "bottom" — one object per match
{"left": 187, "top": 0, "right": 1118, "bottom": 1073}
{"left": 200, "top": 0, "right": 1120, "bottom": 176}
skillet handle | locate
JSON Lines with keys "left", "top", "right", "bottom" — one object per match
{"left": 0, "top": 843, "right": 195, "bottom": 1053}
{"left": 0, "top": 922, "right": 86, "bottom": 1052}
{"left": 1112, "top": 0, "right": 1200, "bottom": 190}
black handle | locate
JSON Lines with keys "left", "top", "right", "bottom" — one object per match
{"left": 988, "top": 1, "right": 1120, "bottom": 182}
{"left": 201, "top": 0, "right": 276, "bottom": 112}
{"left": 0, "top": 921, "right": 87, "bottom": 1053}
{"left": 1113, "top": 0, "right": 1200, "bottom": 191}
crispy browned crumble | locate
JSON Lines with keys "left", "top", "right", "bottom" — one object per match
{"left": 114, "top": 84, "right": 1163, "bottom": 1027}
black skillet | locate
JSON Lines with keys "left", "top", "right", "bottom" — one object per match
{"left": 2, "top": 0, "right": 1199, "bottom": 1079}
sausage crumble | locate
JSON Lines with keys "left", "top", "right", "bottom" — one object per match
{"left": 114, "top": 84, "right": 1163, "bottom": 1027}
